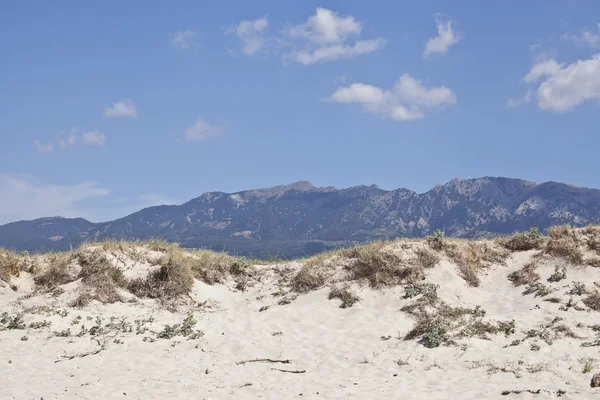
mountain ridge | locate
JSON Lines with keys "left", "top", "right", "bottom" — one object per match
{"left": 2, "top": 176, "right": 599, "bottom": 257}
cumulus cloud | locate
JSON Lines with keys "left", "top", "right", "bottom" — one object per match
{"left": 104, "top": 99, "right": 138, "bottom": 119}
{"left": 323, "top": 74, "right": 456, "bottom": 121}
{"left": 183, "top": 118, "right": 225, "bottom": 142}
{"left": 81, "top": 131, "right": 106, "bottom": 147}
{"left": 515, "top": 54, "right": 600, "bottom": 113}
{"left": 170, "top": 30, "right": 199, "bottom": 49}
{"left": 424, "top": 14, "right": 462, "bottom": 58}
{"left": 228, "top": 16, "right": 269, "bottom": 55}
{"left": 286, "top": 7, "right": 362, "bottom": 44}
{"left": 563, "top": 23, "right": 600, "bottom": 49}
{"left": 284, "top": 8, "right": 386, "bottom": 65}
{"left": 34, "top": 140, "right": 54, "bottom": 153}
{"left": 0, "top": 174, "right": 111, "bottom": 224}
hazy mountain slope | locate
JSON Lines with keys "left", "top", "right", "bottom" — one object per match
{"left": 1, "top": 177, "right": 600, "bottom": 257}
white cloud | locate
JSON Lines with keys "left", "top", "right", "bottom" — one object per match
{"left": 34, "top": 140, "right": 54, "bottom": 153}
{"left": 0, "top": 174, "right": 111, "bottom": 224}
{"left": 228, "top": 8, "right": 385, "bottom": 64}
{"left": 104, "top": 99, "right": 138, "bottom": 119}
{"left": 563, "top": 23, "right": 600, "bottom": 49}
{"left": 523, "top": 59, "right": 564, "bottom": 83}
{"left": 81, "top": 131, "right": 106, "bottom": 147}
{"left": 284, "top": 8, "right": 386, "bottom": 64}
{"left": 286, "top": 7, "right": 361, "bottom": 44}
{"left": 58, "top": 131, "right": 77, "bottom": 148}
{"left": 424, "top": 14, "right": 462, "bottom": 58}
{"left": 170, "top": 30, "right": 199, "bottom": 50}
{"left": 183, "top": 118, "right": 225, "bottom": 142}
{"left": 288, "top": 38, "right": 386, "bottom": 65}
{"left": 229, "top": 16, "right": 269, "bottom": 55}
{"left": 323, "top": 74, "right": 456, "bottom": 121}
{"left": 35, "top": 129, "right": 106, "bottom": 153}
{"left": 517, "top": 54, "right": 600, "bottom": 113}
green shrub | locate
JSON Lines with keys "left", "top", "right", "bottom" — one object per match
{"left": 422, "top": 317, "right": 449, "bottom": 348}
{"left": 547, "top": 266, "right": 567, "bottom": 283}
{"left": 427, "top": 230, "right": 445, "bottom": 251}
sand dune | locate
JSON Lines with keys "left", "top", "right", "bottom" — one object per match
{"left": 1, "top": 227, "right": 600, "bottom": 399}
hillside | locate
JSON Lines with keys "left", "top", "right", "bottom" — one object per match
{"left": 1, "top": 226, "right": 600, "bottom": 398}
{"left": 1, "top": 177, "right": 600, "bottom": 258}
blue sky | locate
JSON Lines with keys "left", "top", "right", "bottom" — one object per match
{"left": 1, "top": 1, "right": 600, "bottom": 224}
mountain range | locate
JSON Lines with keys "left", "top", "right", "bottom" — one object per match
{"left": 1, "top": 177, "right": 599, "bottom": 258}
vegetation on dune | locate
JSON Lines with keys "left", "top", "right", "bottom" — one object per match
{"left": 0, "top": 250, "right": 25, "bottom": 282}
{"left": 0, "top": 225, "right": 599, "bottom": 310}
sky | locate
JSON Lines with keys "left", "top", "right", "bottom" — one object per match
{"left": 1, "top": 1, "right": 600, "bottom": 224}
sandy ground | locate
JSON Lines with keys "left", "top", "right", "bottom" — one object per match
{"left": 1, "top": 244, "right": 600, "bottom": 399}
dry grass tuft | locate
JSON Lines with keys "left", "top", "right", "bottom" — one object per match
{"left": 328, "top": 284, "right": 360, "bottom": 308}
{"left": 445, "top": 241, "right": 509, "bottom": 287}
{"left": 292, "top": 261, "right": 326, "bottom": 293}
{"left": 508, "top": 261, "right": 541, "bottom": 287}
{"left": 128, "top": 254, "right": 194, "bottom": 301}
{"left": 34, "top": 252, "right": 77, "bottom": 290}
{"left": 544, "top": 225, "right": 584, "bottom": 264}
{"left": 414, "top": 247, "right": 440, "bottom": 269}
{"left": 343, "top": 242, "right": 423, "bottom": 288}
{"left": 587, "top": 257, "right": 600, "bottom": 268}
{"left": 497, "top": 228, "right": 544, "bottom": 252}
{"left": 74, "top": 250, "right": 127, "bottom": 307}
{"left": 583, "top": 290, "right": 600, "bottom": 311}
{"left": 0, "top": 250, "right": 24, "bottom": 282}
{"left": 583, "top": 225, "right": 600, "bottom": 253}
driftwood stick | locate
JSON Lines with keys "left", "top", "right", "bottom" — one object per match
{"left": 236, "top": 358, "right": 291, "bottom": 365}
{"left": 271, "top": 368, "right": 306, "bottom": 374}
{"left": 55, "top": 346, "right": 104, "bottom": 363}
{"left": 54, "top": 336, "right": 108, "bottom": 363}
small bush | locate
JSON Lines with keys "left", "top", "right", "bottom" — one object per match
{"left": 547, "top": 266, "right": 567, "bottom": 283}
{"left": 33, "top": 252, "right": 75, "bottom": 290}
{"left": 156, "top": 313, "right": 203, "bottom": 340}
{"left": 291, "top": 263, "right": 325, "bottom": 293}
{"left": 1, "top": 313, "right": 25, "bottom": 330}
{"left": 128, "top": 256, "right": 194, "bottom": 301}
{"left": 543, "top": 297, "right": 562, "bottom": 304}
{"left": 403, "top": 282, "right": 439, "bottom": 301}
{"left": 544, "top": 225, "right": 584, "bottom": 264}
{"left": 75, "top": 250, "right": 127, "bottom": 306}
{"left": 581, "top": 358, "right": 596, "bottom": 374}
{"left": 523, "top": 282, "right": 553, "bottom": 297}
{"left": 345, "top": 243, "right": 423, "bottom": 288}
{"left": 53, "top": 328, "right": 71, "bottom": 337}
{"left": 29, "top": 320, "right": 52, "bottom": 329}
{"left": 427, "top": 230, "right": 445, "bottom": 250}
{"left": 499, "top": 227, "right": 544, "bottom": 251}
{"left": 422, "top": 317, "right": 449, "bottom": 348}
{"left": 445, "top": 241, "right": 509, "bottom": 287}
{"left": 415, "top": 247, "right": 440, "bottom": 268}
{"left": 508, "top": 261, "right": 540, "bottom": 287}
{"left": 328, "top": 284, "right": 360, "bottom": 308}
{"left": 583, "top": 290, "right": 600, "bottom": 311}
{"left": 0, "top": 251, "right": 24, "bottom": 281}
{"left": 568, "top": 282, "right": 586, "bottom": 296}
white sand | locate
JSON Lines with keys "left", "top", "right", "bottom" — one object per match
{"left": 1, "top": 243, "right": 600, "bottom": 399}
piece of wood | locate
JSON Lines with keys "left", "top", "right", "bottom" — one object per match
{"left": 54, "top": 336, "right": 107, "bottom": 363}
{"left": 236, "top": 358, "right": 291, "bottom": 365}
{"left": 271, "top": 368, "right": 306, "bottom": 374}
